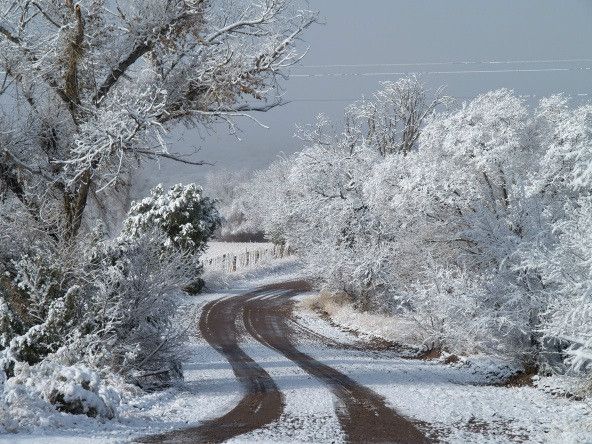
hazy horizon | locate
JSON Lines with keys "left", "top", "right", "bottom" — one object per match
{"left": 136, "top": 0, "right": 592, "bottom": 196}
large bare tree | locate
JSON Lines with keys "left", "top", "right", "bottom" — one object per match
{"left": 0, "top": 0, "right": 316, "bottom": 240}
{"left": 344, "top": 76, "right": 449, "bottom": 156}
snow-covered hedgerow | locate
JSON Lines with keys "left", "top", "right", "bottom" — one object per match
{"left": 0, "top": 0, "right": 314, "bottom": 431}
{"left": 233, "top": 80, "right": 592, "bottom": 380}
{"left": 0, "top": 183, "right": 219, "bottom": 430}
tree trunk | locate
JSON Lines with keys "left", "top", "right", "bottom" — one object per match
{"left": 64, "top": 169, "right": 92, "bottom": 240}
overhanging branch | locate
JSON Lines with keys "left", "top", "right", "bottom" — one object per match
{"left": 135, "top": 149, "right": 212, "bottom": 166}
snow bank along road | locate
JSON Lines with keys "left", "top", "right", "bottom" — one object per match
{"left": 139, "top": 281, "right": 430, "bottom": 443}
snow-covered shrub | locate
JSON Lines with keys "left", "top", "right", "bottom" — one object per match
{"left": 72, "top": 235, "right": 193, "bottom": 386}
{"left": 122, "top": 183, "right": 220, "bottom": 255}
{"left": 402, "top": 264, "right": 536, "bottom": 359}
{"left": 3, "top": 244, "right": 81, "bottom": 367}
{"left": 9, "top": 362, "right": 119, "bottom": 418}
{"left": 0, "top": 361, "right": 128, "bottom": 432}
{"left": 0, "top": 183, "right": 220, "bottom": 427}
{"left": 237, "top": 81, "right": 592, "bottom": 373}
{"left": 121, "top": 183, "right": 221, "bottom": 295}
{"left": 0, "top": 234, "right": 186, "bottom": 385}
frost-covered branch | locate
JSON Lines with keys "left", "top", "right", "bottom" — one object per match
{"left": 0, "top": 0, "right": 316, "bottom": 239}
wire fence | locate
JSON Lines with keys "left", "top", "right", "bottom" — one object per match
{"left": 203, "top": 244, "right": 294, "bottom": 273}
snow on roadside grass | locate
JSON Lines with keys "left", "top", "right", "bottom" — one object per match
{"left": 299, "top": 292, "right": 525, "bottom": 378}
{"left": 298, "top": 291, "right": 423, "bottom": 348}
{"left": 296, "top": 292, "right": 592, "bottom": 443}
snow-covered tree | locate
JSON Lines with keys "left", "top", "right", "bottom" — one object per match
{"left": 0, "top": 0, "right": 316, "bottom": 410}
{"left": 239, "top": 80, "right": 592, "bottom": 374}
{"left": 0, "top": 0, "right": 316, "bottom": 241}
{"left": 0, "top": 0, "right": 319, "bottom": 406}
{"left": 205, "top": 169, "right": 265, "bottom": 240}
{"left": 122, "top": 183, "right": 220, "bottom": 254}
{"left": 535, "top": 198, "right": 592, "bottom": 374}
{"left": 344, "top": 76, "right": 450, "bottom": 156}
{"left": 523, "top": 98, "right": 592, "bottom": 375}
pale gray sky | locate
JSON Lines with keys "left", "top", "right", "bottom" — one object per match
{"left": 137, "top": 0, "right": 592, "bottom": 195}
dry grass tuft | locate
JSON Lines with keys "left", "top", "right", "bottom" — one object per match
{"left": 299, "top": 290, "right": 352, "bottom": 315}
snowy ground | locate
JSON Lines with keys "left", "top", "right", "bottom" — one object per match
{"left": 4, "top": 263, "right": 592, "bottom": 443}
{"left": 1, "top": 290, "right": 240, "bottom": 444}
{"left": 228, "top": 341, "right": 345, "bottom": 444}
{"left": 0, "top": 263, "right": 304, "bottom": 444}
{"left": 293, "top": 299, "right": 592, "bottom": 443}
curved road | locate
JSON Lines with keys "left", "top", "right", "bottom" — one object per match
{"left": 140, "top": 281, "right": 429, "bottom": 443}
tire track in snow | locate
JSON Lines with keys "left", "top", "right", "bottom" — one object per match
{"left": 140, "top": 281, "right": 429, "bottom": 443}
{"left": 243, "top": 281, "right": 430, "bottom": 444}
{"left": 139, "top": 289, "right": 285, "bottom": 443}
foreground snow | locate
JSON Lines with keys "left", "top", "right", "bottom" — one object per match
{"left": 1, "top": 291, "right": 238, "bottom": 444}
{"left": 294, "top": 299, "right": 592, "bottom": 443}
{"left": 1, "top": 263, "right": 304, "bottom": 444}
{"left": 4, "top": 265, "right": 591, "bottom": 443}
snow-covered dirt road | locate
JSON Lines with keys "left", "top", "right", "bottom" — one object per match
{"left": 137, "top": 279, "right": 591, "bottom": 444}
{"left": 140, "top": 281, "right": 592, "bottom": 443}
{"left": 141, "top": 280, "right": 428, "bottom": 443}
{"left": 8, "top": 274, "right": 588, "bottom": 443}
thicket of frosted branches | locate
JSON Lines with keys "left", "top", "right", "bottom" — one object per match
{"left": 228, "top": 77, "right": 592, "bottom": 378}
{"left": 0, "top": 183, "right": 220, "bottom": 429}
{"left": 0, "top": 0, "right": 314, "bottom": 429}
{"left": 205, "top": 169, "right": 265, "bottom": 241}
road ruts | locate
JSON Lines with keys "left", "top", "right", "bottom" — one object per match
{"left": 243, "top": 281, "right": 430, "bottom": 444}
{"left": 139, "top": 281, "right": 430, "bottom": 443}
{"left": 139, "top": 287, "right": 285, "bottom": 444}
